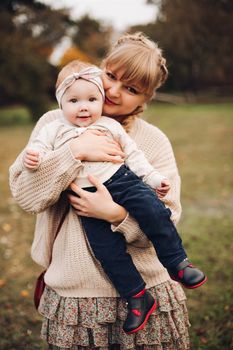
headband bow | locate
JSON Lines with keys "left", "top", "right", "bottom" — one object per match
{"left": 56, "top": 67, "right": 105, "bottom": 108}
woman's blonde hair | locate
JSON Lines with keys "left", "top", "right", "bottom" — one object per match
{"left": 56, "top": 60, "right": 92, "bottom": 89}
{"left": 102, "top": 32, "right": 168, "bottom": 101}
{"left": 102, "top": 32, "right": 168, "bottom": 131}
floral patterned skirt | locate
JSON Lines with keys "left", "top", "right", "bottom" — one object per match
{"left": 39, "top": 280, "right": 190, "bottom": 350}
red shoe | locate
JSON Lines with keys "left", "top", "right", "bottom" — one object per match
{"left": 168, "top": 258, "right": 207, "bottom": 289}
{"left": 123, "top": 290, "right": 157, "bottom": 334}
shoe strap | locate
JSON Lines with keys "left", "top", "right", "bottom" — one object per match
{"left": 176, "top": 258, "right": 191, "bottom": 271}
{"left": 127, "top": 296, "right": 144, "bottom": 310}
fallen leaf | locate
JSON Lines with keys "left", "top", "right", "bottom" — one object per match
{"left": 27, "top": 329, "right": 32, "bottom": 336}
{"left": 195, "top": 327, "right": 206, "bottom": 336}
{"left": 0, "top": 279, "right": 6, "bottom": 287}
{"left": 20, "top": 290, "right": 29, "bottom": 298}
{"left": 2, "top": 223, "right": 12, "bottom": 232}
{"left": 200, "top": 336, "right": 208, "bottom": 344}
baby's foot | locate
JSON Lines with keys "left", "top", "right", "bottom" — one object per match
{"left": 123, "top": 289, "right": 157, "bottom": 334}
{"left": 168, "top": 258, "right": 207, "bottom": 289}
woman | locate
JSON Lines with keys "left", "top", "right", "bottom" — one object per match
{"left": 9, "top": 32, "right": 190, "bottom": 349}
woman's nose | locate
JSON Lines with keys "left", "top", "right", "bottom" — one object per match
{"left": 108, "top": 82, "right": 121, "bottom": 97}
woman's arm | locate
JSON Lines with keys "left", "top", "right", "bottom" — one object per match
{"left": 69, "top": 120, "right": 181, "bottom": 247}
{"left": 9, "top": 110, "right": 124, "bottom": 214}
{"left": 10, "top": 139, "right": 83, "bottom": 214}
{"left": 70, "top": 130, "right": 125, "bottom": 163}
{"left": 149, "top": 130, "right": 182, "bottom": 225}
{"left": 69, "top": 178, "right": 151, "bottom": 248}
{"left": 68, "top": 175, "right": 128, "bottom": 224}
{"left": 113, "top": 127, "right": 181, "bottom": 246}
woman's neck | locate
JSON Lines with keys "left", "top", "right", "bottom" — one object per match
{"left": 108, "top": 115, "right": 126, "bottom": 124}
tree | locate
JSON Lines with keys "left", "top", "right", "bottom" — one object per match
{"left": 0, "top": 33, "right": 55, "bottom": 119}
{"left": 0, "top": 0, "right": 71, "bottom": 120}
{"left": 131, "top": 0, "right": 233, "bottom": 92}
{"left": 59, "top": 46, "right": 93, "bottom": 67}
{"left": 0, "top": 0, "right": 72, "bottom": 51}
{"left": 72, "top": 15, "right": 113, "bottom": 63}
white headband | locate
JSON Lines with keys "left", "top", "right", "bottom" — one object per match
{"left": 56, "top": 66, "right": 105, "bottom": 108}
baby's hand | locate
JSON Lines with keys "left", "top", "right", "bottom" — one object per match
{"left": 156, "top": 179, "right": 171, "bottom": 199}
{"left": 23, "top": 149, "right": 40, "bottom": 170}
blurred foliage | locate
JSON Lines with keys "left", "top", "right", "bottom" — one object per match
{"left": 132, "top": 0, "right": 233, "bottom": 93}
{"left": 72, "top": 14, "right": 113, "bottom": 64}
{"left": 59, "top": 46, "right": 94, "bottom": 68}
{"left": 0, "top": 1, "right": 112, "bottom": 122}
{"left": 0, "top": 0, "right": 71, "bottom": 120}
{"left": 0, "top": 34, "right": 56, "bottom": 121}
{"left": 0, "top": 0, "right": 72, "bottom": 48}
{"left": 0, "top": 106, "right": 31, "bottom": 126}
{"left": 1, "top": 0, "right": 233, "bottom": 123}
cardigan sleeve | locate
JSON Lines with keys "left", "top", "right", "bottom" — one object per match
{"left": 111, "top": 120, "right": 182, "bottom": 247}
{"left": 9, "top": 110, "right": 83, "bottom": 214}
{"left": 111, "top": 213, "right": 152, "bottom": 248}
{"left": 148, "top": 127, "right": 182, "bottom": 225}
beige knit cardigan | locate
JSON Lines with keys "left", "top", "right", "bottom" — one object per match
{"left": 9, "top": 109, "right": 182, "bottom": 298}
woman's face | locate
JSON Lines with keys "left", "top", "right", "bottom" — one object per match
{"left": 101, "top": 66, "right": 147, "bottom": 119}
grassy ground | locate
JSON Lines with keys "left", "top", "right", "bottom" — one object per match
{"left": 0, "top": 103, "right": 233, "bottom": 349}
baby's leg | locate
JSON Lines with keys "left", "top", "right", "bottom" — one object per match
{"left": 81, "top": 214, "right": 145, "bottom": 298}
{"left": 106, "top": 168, "right": 207, "bottom": 289}
{"left": 80, "top": 213, "right": 156, "bottom": 334}
{"left": 106, "top": 169, "right": 186, "bottom": 268}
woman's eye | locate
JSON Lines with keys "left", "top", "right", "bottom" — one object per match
{"left": 106, "top": 71, "right": 116, "bottom": 80}
{"left": 127, "top": 86, "right": 138, "bottom": 94}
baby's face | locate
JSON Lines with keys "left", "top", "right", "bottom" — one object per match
{"left": 61, "top": 79, "right": 103, "bottom": 127}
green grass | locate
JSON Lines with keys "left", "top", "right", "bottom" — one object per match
{"left": 0, "top": 106, "right": 31, "bottom": 125}
{"left": 145, "top": 103, "right": 233, "bottom": 350}
{"left": 0, "top": 124, "right": 44, "bottom": 349}
{"left": 0, "top": 103, "right": 233, "bottom": 349}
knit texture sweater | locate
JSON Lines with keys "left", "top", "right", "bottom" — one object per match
{"left": 9, "top": 109, "right": 182, "bottom": 298}
{"left": 27, "top": 115, "right": 166, "bottom": 189}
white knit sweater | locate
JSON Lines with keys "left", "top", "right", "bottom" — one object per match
{"left": 9, "top": 109, "right": 182, "bottom": 298}
{"left": 26, "top": 115, "right": 166, "bottom": 188}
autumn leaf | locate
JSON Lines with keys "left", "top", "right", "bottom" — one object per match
{"left": 0, "top": 279, "right": 6, "bottom": 288}
{"left": 59, "top": 46, "right": 93, "bottom": 67}
{"left": 200, "top": 336, "right": 208, "bottom": 344}
{"left": 2, "top": 223, "right": 12, "bottom": 232}
{"left": 20, "top": 290, "right": 29, "bottom": 298}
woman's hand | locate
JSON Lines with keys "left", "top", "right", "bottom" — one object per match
{"left": 69, "top": 129, "right": 125, "bottom": 163}
{"left": 68, "top": 174, "right": 128, "bottom": 225}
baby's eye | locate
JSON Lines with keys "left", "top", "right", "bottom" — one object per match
{"left": 70, "top": 98, "right": 77, "bottom": 103}
{"left": 106, "top": 71, "right": 116, "bottom": 80}
{"left": 89, "top": 97, "right": 97, "bottom": 102}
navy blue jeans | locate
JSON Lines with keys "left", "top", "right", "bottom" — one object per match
{"left": 80, "top": 165, "right": 187, "bottom": 298}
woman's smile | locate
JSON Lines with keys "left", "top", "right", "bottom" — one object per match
{"left": 105, "top": 96, "right": 119, "bottom": 106}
